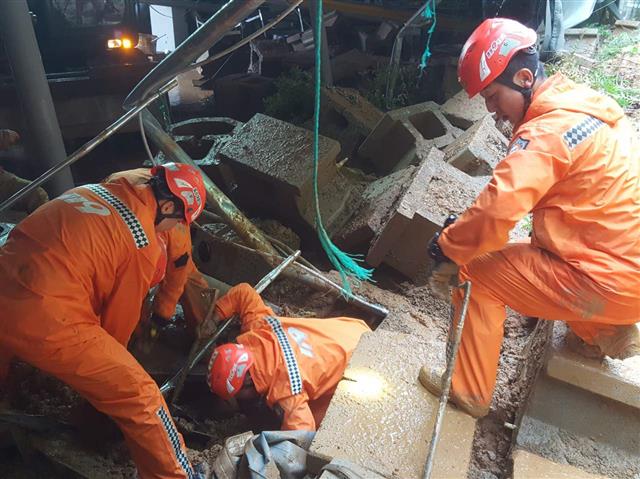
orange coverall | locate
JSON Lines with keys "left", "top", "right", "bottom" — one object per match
{"left": 215, "top": 283, "right": 371, "bottom": 430}
{"left": 439, "top": 73, "right": 640, "bottom": 414}
{"left": 106, "top": 168, "right": 210, "bottom": 329}
{"left": 0, "top": 179, "right": 195, "bottom": 478}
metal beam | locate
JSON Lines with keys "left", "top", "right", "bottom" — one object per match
{"left": 0, "top": 0, "right": 74, "bottom": 196}
{"left": 124, "top": 0, "right": 266, "bottom": 109}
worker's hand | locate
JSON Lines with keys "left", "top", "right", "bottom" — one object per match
{"left": 429, "top": 261, "right": 459, "bottom": 300}
{"left": 148, "top": 313, "right": 170, "bottom": 340}
{"left": 197, "top": 312, "right": 220, "bottom": 340}
{"left": 0, "top": 129, "right": 20, "bottom": 150}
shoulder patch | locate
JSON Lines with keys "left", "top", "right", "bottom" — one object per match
{"left": 508, "top": 136, "right": 530, "bottom": 155}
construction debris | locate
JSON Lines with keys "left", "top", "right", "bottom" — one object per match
{"left": 358, "top": 101, "right": 461, "bottom": 175}
{"left": 441, "top": 89, "right": 490, "bottom": 130}
{"left": 564, "top": 28, "right": 600, "bottom": 57}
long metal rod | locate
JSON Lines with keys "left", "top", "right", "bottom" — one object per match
{"left": 124, "top": 0, "right": 266, "bottom": 108}
{"left": 195, "top": 225, "right": 389, "bottom": 320}
{"left": 0, "top": 79, "right": 178, "bottom": 214}
{"left": 422, "top": 280, "right": 472, "bottom": 479}
{"left": 160, "top": 250, "right": 301, "bottom": 395}
{"left": 0, "top": 0, "right": 74, "bottom": 196}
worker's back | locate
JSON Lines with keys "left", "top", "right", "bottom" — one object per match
{"left": 518, "top": 73, "right": 639, "bottom": 299}
{"left": 0, "top": 179, "right": 162, "bottom": 347}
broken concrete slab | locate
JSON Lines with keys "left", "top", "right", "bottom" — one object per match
{"left": 218, "top": 113, "right": 339, "bottom": 211}
{"left": 358, "top": 101, "right": 460, "bottom": 175}
{"left": 513, "top": 449, "right": 610, "bottom": 479}
{"left": 335, "top": 167, "right": 415, "bottom": 249}
{"left": 564, "top": 28, "right": 599, "bottom": 57}
{"left": 614, "top": 19, "right": 640, "bottom": 31}
{"left": 322, "top": 87, "right": 383, "bottom": 137}
{"left": 310, "top": 330, "right": 476, "bottom": 479}
{"left": 441, "top": 90, "right": 489, "bottom": 130}
{"left": 546, "top": 323, "right": 640, "bottom": 409}
{"left": 367, "top": 148, "right": 487, "bottom": 282}
{"left": 443, "top": 115, "right": 508, "bottom": 176}
{"left": 516, "top": 323, "right": 640, "bottom": 479}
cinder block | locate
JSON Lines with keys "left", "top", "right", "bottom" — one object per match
{"left": 443, "top": 115, "right": 508, "bottom": 176}
{"left": 546, "top": 323, "right": 640, "bottom": 409}
{"left": 336, "top": 167, "right": 415, "bottom": 248}
{"left": 310, "top": 330, "right": 476, "bottom": 479}
{"left": 358, "top": 101, "right": 459, "bottom": 175}
{"left": 441, "top": 89, "right": 489, "bottom": 129}
{"left": 513, "top": 450, "right": 610, "bottom": 479}
{"left": 322, "top": 87, "right": 383, "bottom": 136}
{"left": 564, "top": 28, "right": 599, "bottom": 57}
{"left": 218, "top": 113, "right": 339, "bottom": 210}
{"left": 367, "top": 148, "right": 488, "bottom": 281}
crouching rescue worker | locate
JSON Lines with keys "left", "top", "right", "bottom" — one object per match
{"left": 422, "top": 18, "right": 640, "bottom": 418}
{"left": 206, "top": 283, "right": 371, "bottom": 430}
{"left": 105, "top": 168, "right": 215, "bottom": 334}
{"left": 0, "top": 162, "right": 208, "bottom": 478}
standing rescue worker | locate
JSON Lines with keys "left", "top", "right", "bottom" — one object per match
{"left": 0, "top": 163, "right": 208, "bottom": 478}
{"left": 105, "top": 168, "right": 214, "bottom": 334}
{"left": 206, "top": 283, "right": 371, "bottom": 430}
{"left": 422, "top": 18, "right": 640, "bottom": 418}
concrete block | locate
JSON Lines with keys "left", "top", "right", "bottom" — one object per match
{"left": 367, "top": 148, "right": 487, "bottom": 281}
{"left": 310, "top": 330, "right": 476, "bottom": 479}
{"left": 322, "top": 87, "right": 383, "bottom": 136}
{"left": 441, "top": 90, "right": 489, "bottom": 129}
{"left": 546, "top": 323, "right": 640, "bottom": 409}
{"left": 615, "top": 19, "right": 640, "bottom": 30}
{"left": 564, "top": 28, "right": 599, "bottom": 57}
{"left": 358, "top": 101, "right": 459, "bottom": 175}
{"left": 516, "top": 324, "right": 640, "bottom": 479}
{"left": 513, "top": 449, "right": 610, "bottom": 479}
{"left": 336, "top": 167, "right": 415, "bottom": 248}
{"left": 443, "top": 115, "right": 508, "bottom": 176}
{"left": 218, "top": 113, "right": 339, "bottom": 208}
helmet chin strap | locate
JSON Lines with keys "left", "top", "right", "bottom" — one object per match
{"left": 155, "top": 199, "right": 184, "bottom": 225}
{"left": 495, "top": 63, "right": 539, "bottom": 115}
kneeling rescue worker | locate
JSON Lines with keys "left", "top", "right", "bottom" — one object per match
{"left": 423, "top": 18, "right": 640, "bottom": 418}
{"left": 0, "top": 163, "right": 209, "bottom": 478}
{"left": 206, "top": 283, "right": 371, "bottom": 430}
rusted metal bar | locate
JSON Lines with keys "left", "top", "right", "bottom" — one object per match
{"left": 124, "top": 0, "right": 267, "bottom": 108}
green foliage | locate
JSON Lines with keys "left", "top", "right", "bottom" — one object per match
{"left": 362, "top": 65, "right": 424, "bottom": 111}
{"left": 264, "top": 68, "right": 314, "bottom": 125}
{"left": 549, "top": 28, "right": 640, "bottom": 109}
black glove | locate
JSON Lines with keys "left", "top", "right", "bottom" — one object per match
{"left": 428, "top": 214, "right": 459, "bottom": 300}
{"left": 149, "top": 313, "right": 170, "bottom": 339}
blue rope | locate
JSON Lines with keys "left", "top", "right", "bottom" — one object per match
{"left": 419, "top": 0, "right": 437, "bottom": 71}
{"left": 312, "top": 0, "right": 373, "bottom": 294}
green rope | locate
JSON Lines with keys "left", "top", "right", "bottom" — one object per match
{"left": 419, "top": 0, "right": 437, "bottom": 71}
{"left": 312, "top": 0, "right": 373, "bottom": 294}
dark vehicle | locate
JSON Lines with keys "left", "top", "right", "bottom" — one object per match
{"left": 0, "top": 0, "right": 156, "bottom": 140}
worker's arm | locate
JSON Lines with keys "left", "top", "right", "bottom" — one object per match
{"left": 275, "top": 394, "right": 316, "bottom": 431}
{"left": 153, "top": 225, "right": 192, "bottom": 320}
{"left": 215, "top": 283, "right": 276, "bottom": 332}
{"left": 439, "top": 126, "right": 571, "bottom": 266}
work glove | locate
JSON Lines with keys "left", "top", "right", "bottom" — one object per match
{"left": 148, "top": 313, "right": 170, "bottom": 339}
{"left": 427, "top": 214, "right": 459, "bottom": 301}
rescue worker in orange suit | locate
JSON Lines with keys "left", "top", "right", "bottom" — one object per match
{"left": 105, "top": 168, "right": 213, "bottom": 334}
{"left": 206, "top": 283, "right": 371, "bottom": 430}
{"left": 421, "top": 18, "right": 640, "bottom": 418}
{"left": 0, "top": 163, "right": 210, "bottom": 478}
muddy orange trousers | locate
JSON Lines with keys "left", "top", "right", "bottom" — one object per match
{"left": 451, "top": 243, "right": 639, "bottom": 412}
{"left": 0, "top": 322, "right": 194, "bottom": 479}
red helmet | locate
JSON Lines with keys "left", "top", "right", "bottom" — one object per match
{"left": 458, "top": 18, "right": 537, "bottom": 98}
{"left": 150, "top": 235, "right": 167, "bottom": 287}
{"left": 207, "top": 343, "right": 255, "bottom": 400}
{"left": 151, "top": 163, "right": 206, "bottom": 224}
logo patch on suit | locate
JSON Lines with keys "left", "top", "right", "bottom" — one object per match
{"left": 508, "top": 137, "right": 530, "bottom": 155}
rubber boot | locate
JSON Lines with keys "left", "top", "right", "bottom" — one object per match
{"left": 418, "top": 366, "right": 489, "bottom": 418}
{"left": 594, "top": 325, "right": 640, "bottom": 360}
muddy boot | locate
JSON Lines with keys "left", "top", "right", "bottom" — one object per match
{"left": 418, "top": 366, "right": 489, "bottom": 418}
{"left": 566, "top": 330, "right": 604, "bottom": 359}
{"left": 594, "top": 325, "right": 640, "bottom": 360}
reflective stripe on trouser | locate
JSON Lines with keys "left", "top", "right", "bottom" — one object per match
{"left": 450, "top": 242, "right": 639, "bottom": 411}
{"left": 2, "top": 323, "right": 194, "bottom": 479}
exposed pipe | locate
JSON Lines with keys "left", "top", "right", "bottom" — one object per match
{"left": 124, "top": 0, "right": 267, "bottom": 109}
{"left": 0, "top": 80, "right": 178, "bottom": 214}
{"left": 0, "top": 0, "right": 74, "bottom": 196}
